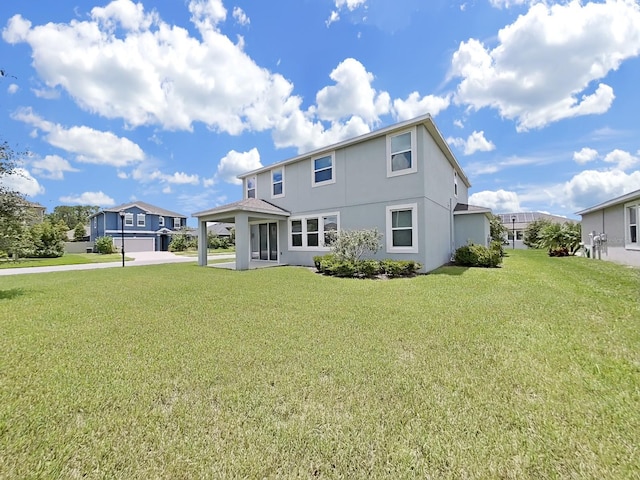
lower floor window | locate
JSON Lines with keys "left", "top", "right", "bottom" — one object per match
{"left": 627, "top": 203, "right": 638, "bottom": 246}
{"left": 386, "top": 203, "right": 418, "bottom": 253}
{"left": 289, "top": 212, "right": 339, "bottom": 250}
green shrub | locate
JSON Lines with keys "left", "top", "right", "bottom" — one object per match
{"left": 356, "top": 259, "right": 381, "bottom": 278}
{"left": 490, "top": 240, "right": 505, "bottom": 258}
{"left": 453, "top": 244, "right": 502, "bottom": 268}
{"left": 169, "top": 234, "right": 188, "bottom": 252}
{"left": 95, "top": 236, "right": 115, "bottom": 254}
{"left": 330, "top": 260, "right": 357, "bottom": 278}
{"left": 381, "top": 259, "right": 421, "bottom": 277}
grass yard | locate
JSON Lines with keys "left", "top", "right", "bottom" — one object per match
{"left": 1, "top": 250, "right": 638, "bottom": 478}
{"left": 0, "top": 253, "right": 128, "bottom": 269}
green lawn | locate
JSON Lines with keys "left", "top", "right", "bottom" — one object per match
{"left": 0, "top": 253, "right": 129, "bottom": 269}
{"left": 1, "top": 250, "right": 638, "bottom": 478}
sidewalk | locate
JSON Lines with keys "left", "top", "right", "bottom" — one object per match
{"left": 0, "top": 252, "right": 235, "bottom": 276}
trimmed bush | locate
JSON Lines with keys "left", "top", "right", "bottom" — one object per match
{"left": 95, "top": 236, "right": 115, "bottom": 254}
{"left": 314, "top": 254, "right": 420, "bottom": 278}
{"left": 453, "top": 244, "right": 502, "bottom": 268}
{"left": 356, "top": 259, "right": 381, "bottom": 278}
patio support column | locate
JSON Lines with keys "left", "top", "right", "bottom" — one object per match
{"left": 198, "top": 219, "right": 208, "bottom": 266}
{"left": 234, "top": 212, "right": 250, "bottom": 271}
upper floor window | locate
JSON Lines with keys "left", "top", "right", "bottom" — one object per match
{"left": 159, "top": 216, "right": 164, "bottom": 227}
{"left": 272, "top": 168, "right": 284, "bottom": 198}
{"left": 94, "top": 217, "right": 97, "bottom": 228}
{"left": 312, "top": 153, "right": 335, "bottom": 187}
{"left": 174, "top": 217, "right": 181, "bottom": 229}
{"left": 626, "top": 202, "right": 639, "bottom": 248}
{"left": 387, "top": 128, "right": 417, "bottom": 177}
{"left": 124, "top": 213, "right": 134, "bottom": 226}
{"left": 386, "top": 203, "right": 418, "bottom": 253}
{"left": 137, "top": 214, "right": 146, "bottom": 227}
{"left": 246, "top": 176, "right": 256, "bottom": 199}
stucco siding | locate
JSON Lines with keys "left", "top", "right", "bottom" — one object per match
{"left": 581, "top": 204, "right": 640, "bottom": 267}
{"left": 455, "top": 215, "right": 490, "bottom": 249}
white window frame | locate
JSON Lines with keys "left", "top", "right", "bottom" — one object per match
{"left": 386, "top": 203, "right": 419, "bottom": 253}
{"left": 94, "top": 217, "right": 97, "bottom": 228}
{"left": 312, "top": 152, "right": 335, "bottom": 187}
{"left": 625, "top": 201, "right": 639, "bottom": 250}
{"left": 137, "top": 214, "right": 146, "bottom": 227}
{"left": 288, "top": 212, "right": 340, "bottom": 251}
{"left": 454, "top": 171, "right": 458, "bottom": 197}
{"left": 387, "top": 127, "right": 417, "bottom": 177}
{"left": 271, "top": 167, "right": 285, "bottom": 199}
{"left": 246, "top": 175, "right": 256, "bottom": 199}
{"left": 174, "top": 217, "right": 181, "bottom": 229}
{"left": 124, "top": 213, "right": 134, "bottom": 226}
{"left": 159, "top": 216, "right": 164, "bottom": 227}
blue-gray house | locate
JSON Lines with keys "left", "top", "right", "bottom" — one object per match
{"left": 90, "top": 201, "right": 188, "bottom": 252}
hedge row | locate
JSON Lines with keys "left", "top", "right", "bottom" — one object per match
{"left": 313, "top": 254, "right": 422, "bottom": 278}
{"left": 453, "top": 243, "right": 503, "bottom": 268}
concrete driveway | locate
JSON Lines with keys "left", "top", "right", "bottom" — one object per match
{"left": 0, "top": 251, "right": 235, "bottom": 276}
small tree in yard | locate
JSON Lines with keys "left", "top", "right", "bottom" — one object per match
{"left": 73, "top": 222, "right": 87, "bottom": 242}
{"left": 330, "top": 228, "right": 382, "bottom": 262}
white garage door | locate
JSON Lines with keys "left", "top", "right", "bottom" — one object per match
{"left": 113, "top": 237, "right": 155, "bottom": 252}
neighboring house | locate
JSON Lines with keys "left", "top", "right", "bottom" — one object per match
{"left": 497, "top": 212, "right": 575, "bottom": 249}
{"left": 193, "top": 114, "right": 491, "bottom": 272}
{"left": 207, "top": 222, "right": 234, "bottom": 239}
{"left": 20, "top": 200, "right": 46, "bottom": 225}
{"left": 66, "top": 225, "right": 91, "bottom": 241}
{"left": 576, "top": 188, "right": 640, "bottom": 267}
{"left": 90, "top": 201, "right": 188, "bottom": 252}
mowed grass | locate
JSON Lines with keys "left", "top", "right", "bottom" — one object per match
{"left": 0, "top": 250, "right": 638, "bottom": 479}
{"left": 0, "top": 253, "right": 127, "bottom": 269}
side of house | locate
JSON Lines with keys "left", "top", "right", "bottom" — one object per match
{"left": 90, "top": 201, "right": 187, "bottom": 252}
{"left": 194, "top": 114, "right": 491, "bottom": 272}
{"left": 577, "top": 189, "right": 640, "bottom": 267}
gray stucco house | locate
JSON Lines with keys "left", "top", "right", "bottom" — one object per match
{"left": 577, "top": 188, "right": 640, "bottom": 267}
{"left": 193, "top": 114, "right": 491, "bottom": 272}
{"left": 90, "top": 201, "right": 188, "bottom": 252}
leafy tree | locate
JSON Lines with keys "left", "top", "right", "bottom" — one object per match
{"left": 523, "top": 218, "right": 553, "bottom": 248}
{"left": 330, "top": 228, "right": 382, "bottom": 262}
{"left": 73, "top": 222, "right": 87, "bottom": 242}
{"left": 48, "top": 205, "right": 99, "bottom": 230}
{"left": 0, "top": 141, "right": 31, "bottom": 258}
{"left": 24, "top": 220, "right": 67, "bottom": 258}
{"left": 488, "top": 213, "right": 507, "bottom": 243}
{"left": 538, "top": 221, "right": 582, "bottom": 256}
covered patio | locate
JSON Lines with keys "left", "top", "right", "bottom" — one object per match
{"left": 193, "top": 198, "right": 290, "bottom": 271}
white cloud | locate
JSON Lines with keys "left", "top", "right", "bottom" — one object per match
{"left": 448, "top": 130, "right": 495, "bottom": 156}
{"left": 573, "top": 147, "right": 598, "bottom": 164}
{"left": 12, "top": 108, "right": 145, "bottom": 167}
{"left": 489, "top": 0, "right": 530, "bottom": 8}
{"left": 0, "top": 168, "right": 45, "bottom": 196}
{"left": 393, "top": 92, "right": 451, "bottom": 121}
{"left": 232, "top": 7, "right": 250, "bottom": 26}
{"left": 315, "top": 58, "right": 390, "bottom": 125}
{"left": 59, "top": 191, "right": 115, "bottom": 206}
{"left": 335, "top": 0, "right": 368, "bottom": 10}
{"left": 603, "top": 149, "right": 638, "bottom": 171}
{"left": 450, "top": 0, "right": 640, "bottom": 131}
{"left": 326, "top": 11, "right": 340, "bottom": 27}
{"left": 564, "top": 169, "right": 640, "bottom": 211}
{"left": 131, "top": 165, "right": 200, "bottom": 185}
{"left": 469, "top": 189, "right": 521, "bottom": 212}
{"left": 454, "top": 119, "right": 464, "bottom": 129}
{"left": 216, "top": 148, "right": 262, "bottom": 185}
{"left": 7, "top": 83, "right": 18, "bottom": 94}
{"left": 32, "top": 154, "right": 79, "bottom": 180}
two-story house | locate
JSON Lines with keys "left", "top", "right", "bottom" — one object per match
{"left": 90, "top": 201, "right": 188, "bottom": 252}
{"left": 193, "top": 114, "right": 491, "bottom": 272}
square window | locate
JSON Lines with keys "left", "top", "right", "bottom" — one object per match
{"left": 312, "top": 154, "right": 335, "bottom": 186}
{"left": 387, "top": 129, "right": 417, "bottom": 177}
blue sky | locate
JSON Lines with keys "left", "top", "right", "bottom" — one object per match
{"left": 1, "top": 0, "right": 639, "bottom": 226}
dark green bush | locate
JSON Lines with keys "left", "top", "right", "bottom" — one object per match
{"left": 453, "top": 244, "right": 502, "bottom": 268}
{"left": 356, "top": 259, "right": 381, "bottom": 278}
{"left": 330, "top": 260, "right": 357, "bottom": 277}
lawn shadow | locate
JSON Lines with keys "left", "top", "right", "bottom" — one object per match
{"left": 429, "top": 265, "right": 469, "bottom": 276}
{"left": 0, "top": 288, "right": 25, "bottom": 300}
